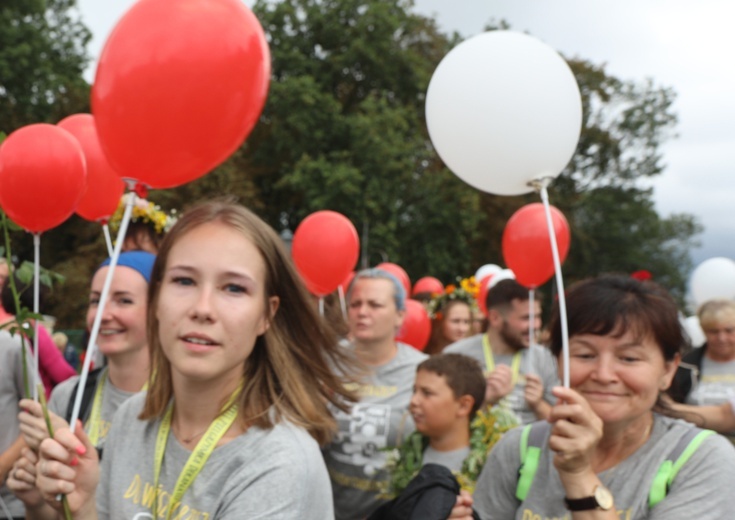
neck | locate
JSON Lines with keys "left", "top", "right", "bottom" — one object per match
{"left": 106, "top": 347, "right": 150, "bottom": 392}
{"left": 486, "top": 329, "right": 517, "bottom": 356}
{"left": 354, "top": 338, "right": 398, "bottom": 366}
{"left": 706, "top": 349, "right": 735, "bottom": 363}
{"left": 594, "top": 413, "right": 654, "bottom": 472}
{"left": 428, "top": 422, "right": 470, "bottom": 453}
{"left": 170, "top": 371, "right": 243, "bottom": 443}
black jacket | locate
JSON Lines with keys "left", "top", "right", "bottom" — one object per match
{"left": 668, "top": 344, "right": 707, "bottom": 403}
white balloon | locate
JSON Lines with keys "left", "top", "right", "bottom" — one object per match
{"left": 426, "top": 31, "right": 582, "bottom": 196}
{"left": 690, "top": 257, "right": 735, "bottom": 307}
{"left": 681, "top": 315, "right": 706, "bottom": 348}
{"left": 475, "top": 263, "right": 502, "bottom": 282}
{"left": 489, "top": 269, "right": 516, "bottom": 288}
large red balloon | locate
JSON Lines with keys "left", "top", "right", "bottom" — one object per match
{"left": 57, "top": 114, "right": 125, "bottom": 222}
{"left": 92, "top": 0, "right": 270, "bottom": 189}
{"left": 292, "top": 211, "right": 359, "bottom": 297}
{"left": 0, "top": 124, "right": 87, "bottom": 233}
{"left": 396, "top": 300, "right": 431, "bottom": 351}
{"left": 412, "top": 276, "right": 444, "bottom": 296}
{"left": 377, "top": 262, "right": 411, "bottom": 296}
{"left": 502, "top": 203, "right": 571, "bottom": 288}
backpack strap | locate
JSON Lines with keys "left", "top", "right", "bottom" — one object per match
{"left": 516, "top": 421, "right": 547, "bottom": 501}
{"left": 648, "top": 428, "right": 715, "bottom": 508}
{"left": 64, "top": 367, "right": 104, "bottom": 425}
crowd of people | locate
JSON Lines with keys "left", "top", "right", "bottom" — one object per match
{"left": 1, "top": 196, "right": 735, "bottom": 519}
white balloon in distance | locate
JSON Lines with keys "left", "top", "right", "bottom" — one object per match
{"left": 475, "top": 263, "right": 502, "bottom": 282}
{"left": 426, "top": 31, "right": 583, "bottom": 195}
{"left": 690, "top": 257, "right": 735, "bottom": 306}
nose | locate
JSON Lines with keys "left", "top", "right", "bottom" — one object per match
{"left": 409, "top": 390, "right": 420, "bottom": 409}
{"left": 189, "top": 285, "right": 215, "bottom": 322}
{"left": 590, "top": 353, "right": 618, "bottom": 383}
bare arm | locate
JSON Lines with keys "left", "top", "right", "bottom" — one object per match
{"left": 0, "top": 435, "right": 25, "bottom": 483}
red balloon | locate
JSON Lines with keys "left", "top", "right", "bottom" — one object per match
{"left": 477, "top": 275, "right": 492, "bottom": 317}
{"left": 57, "top": 114, "right": 125, "bottom": 222}
{"left": 0, "top": 124, "right": 87, "bottom": 233}
{"left": 412, "top": 276, "right": 444, "bottom": 296}
{"left": 396, "top": 300, "right": 431, "bottom": 351}
{"left": 377, "top": 262, "right": 411, "bottom": 296}
{"left": 92, "top": 0, "right": 270, "bottom": 189}
{"left": 502, "top": 203, "right": 571, "bottom": 288}
{"left": 339, "top": 271, "right": 356, "bottom": 293}
{"left": 292, "top": 211, "right": 359, "bottom": 296}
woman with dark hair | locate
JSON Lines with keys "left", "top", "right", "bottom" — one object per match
{"left": 465, "top": 275, "right": 735, "bottom": 519}
{"left": 34, "top": 199, "right": 357, "bottom": 519}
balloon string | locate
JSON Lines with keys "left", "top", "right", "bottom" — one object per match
{"left": 318, "top": 297, "right": 324, "bottom": 317}
{"left": 102, "top": 223, "right": 114, "bottom": 257}
{"left": 527, "top": 288, "right": 535, "bottom": 376}
{"left": 69, "top": 192, "right": 136, "bottom": 433}
{"left": 338, "top": 286, "right": 347, "bottom": 320}
{"left": 33, "top": 233, "right": 41, "bottom": 402}
{"left": 540, "top": 186, "right": 570, "bottom": 388}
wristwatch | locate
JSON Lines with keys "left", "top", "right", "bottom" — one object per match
{"left": 564, "top": 485, "right": 614, "bottom": 511}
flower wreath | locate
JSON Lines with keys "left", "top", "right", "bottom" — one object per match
{"left": 383, "top": 404, "right": 519, "bottom": 496}
{"left": 109, "top": 195, "right": 178, "bottom": 235}
{"left": 426, "top": 276, "right": 480, "bottom": 320}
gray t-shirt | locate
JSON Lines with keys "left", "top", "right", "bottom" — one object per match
{"left": 423, "top": 445, "right": 470, "bottom": 473}
{"left": 0, "top": 331, "right": 25, "bottom": 518}
{"left": 324, "top": 342, "right": 428, "bottom": 520}
{"left": 686, "top": 357, "right": 735, "bottom": 440}
{"left": 98, "top": 393, "right": 333, "bottom": 520}
{"left": 49, "top": 372, "right": 137, "bottom": 450}
{"left": 444, "top": 335, "right": 558, "bottom": 425}
{"left": 474, "top": 414, "right": 735, "bottom": 520}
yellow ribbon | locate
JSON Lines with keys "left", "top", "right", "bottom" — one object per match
{"left": 482, "top": 334, "right": 522, "bottom": 385}
{"left": 153, "top": 382, "right": 243, "bottom": 520}
{"left": 85, "top": 368, "right": 148, "bottom": 447}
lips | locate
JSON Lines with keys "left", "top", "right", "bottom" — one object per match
{"left": 100, "top": 328, "right": 124, "bottom": 336}
{"left": 180, "top": 332, "right": 219, "bottom": 349}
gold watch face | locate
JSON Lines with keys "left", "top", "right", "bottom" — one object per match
{"left": 594, "top": 485, "right": 614, "bottom": 510}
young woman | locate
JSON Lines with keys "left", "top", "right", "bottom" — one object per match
{"left": 424, "top": 279, "right": 475, "bottom": 355}
{"left": 465, "top": 275, "right": 735, "bottom": 519}
{"left": 34, "top": 199, "right": 357, "bottom": 519}
{"left": 9, "top": 251, "right": 154, "bottom": 520}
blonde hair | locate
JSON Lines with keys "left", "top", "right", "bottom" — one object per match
{"left": 698, "top": 299, "right": 735, "bottom": 330}
{"left": 139, "top": 199, "right": 358, "bottom": 444}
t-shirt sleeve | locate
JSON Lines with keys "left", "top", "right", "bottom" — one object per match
{"left": 48, "top": 377, "right": 78, "bottom": 418}
{"left": 473, "top": 427, "right": 523, "bottom": 520}
{"left": 649, "top": 432, "right": 735, "bottom": 519}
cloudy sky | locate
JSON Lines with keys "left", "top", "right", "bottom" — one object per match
{"left": 74, "top": 0, "right": 735, "bottom": 275}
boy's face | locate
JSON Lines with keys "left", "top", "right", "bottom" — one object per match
{"left": 410, "top": 370, "right": 466, "bottom": 437}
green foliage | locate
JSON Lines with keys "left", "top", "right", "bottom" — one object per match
{"left": 0, "top": 0, "right": 91, "bottom": 132}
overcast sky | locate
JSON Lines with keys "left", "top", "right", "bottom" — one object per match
{"left": 74, "top": 0, "right": 735, "bottom": 276}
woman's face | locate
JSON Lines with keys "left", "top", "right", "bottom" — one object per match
{"left": 87, "top": 266, "right": 148, "bottom": 358}
{"left": 155, "top": 221, "right": 278, "bottom": 385}
{"left": 441, "top": 302, "right": 472, "bottom": 343}
{"left": 565, "top": 328, "right": 679, "bottom": 428}
{"left": 347, "top": 278, "right": 404, "bottom": 345}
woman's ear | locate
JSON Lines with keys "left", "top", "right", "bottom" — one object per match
{"left": 257, "top": 296, "right": 280, "bottom": 336}
{"left": 660, "top": 353, "right": 681, "bottom": 391}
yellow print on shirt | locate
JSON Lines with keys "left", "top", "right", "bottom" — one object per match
{"left": 344, "top": 382, "right": 398, "bottom": 398}
{"left": 123, "top": 474, "right": 210, "bottom": 520}
{"left": 521, "top": 508, "right": 632, "bottom": 520}
{"left": 88, "top": 419, "right": 111, "bottom": 443}
{"left": 701, "top": 374, "right": 735, "bottom": 383}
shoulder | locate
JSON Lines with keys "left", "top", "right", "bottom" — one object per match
{"left": 681, "top": 346, "right": 707, "bottom": 365}
{"left": 444, "top": 334, "right": 482, "bottom": 354}
{"left": 0, "top": 330, "right": 24, "bottom": 352}
{"left": 108, "top": 392, "right": 148, "bottom": 427}
{"left": 653, "top": 414, "right": 735, "bottom": 464}
{"left": 396, "top": 342, "right": 428, "bottom": 365}
{"left": 48, "top": 375, "right": 81, "bottom": 413}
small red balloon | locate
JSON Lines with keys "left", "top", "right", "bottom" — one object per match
{"left": 92, "top": 0, "right": 270, "bottom": 188}
{"left": 292, "top": 211, "right": 359, "bottom": 296}
{"left": 396, "top": 299, "right": 431, "bottom": 351}
{"left": 377, "top": 262, "right": 411, "bottom": 296}
{"left": 57, "top": 114, "right": 125, "bottom": 222}
{"left": 0, "top": 124, "right": 87, "bottom": 233}
{"left": 502, "top": 203, "right": 570, "bottom": 289}
{"left": 477, "top": 275, "right": 493, "bottom": 317}
{"left": 412, "top": 276, "right": 444, "bottom": 296}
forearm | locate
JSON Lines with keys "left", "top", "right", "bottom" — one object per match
{"left": 25, "top": 501, "right": 62, "bottom": 520}
{"left": 561, "top": 471, "right": 618, "bottom": 520}
{"left": 532, "top": 399, "right": 552, "bottom": 421}
{"left": 0, "top": 436, "right": 25, "bottom": 479}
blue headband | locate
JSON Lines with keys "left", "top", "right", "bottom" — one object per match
{"left": 99, "top": 251, "right": 156, "bottom": 284}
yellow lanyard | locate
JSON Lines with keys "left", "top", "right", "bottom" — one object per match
{"left": 85, "top": 368, "right": 149, "bottom": 446}
{"left": 482, "top": 334, "right": 522, "bottom": 385}
{"left": 153, "top": 383, "right": 243, "bottom": 520}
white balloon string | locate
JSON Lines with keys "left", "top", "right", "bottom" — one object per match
{"left": 0, "top": 493, "right": 13, "bottom": 520}
{"left": 69, "top": 192, "right": 136, "bottom": 433}
{"left": 338, "top": 285, "right": 347, "bottom": 320}
{"left": 319, "top": 296, "right": 325, "bottom": 317}
{"left": 527, "top": 288, "right": 535, "bottom": 376}
{"left": 103, "top": 223, "right": 114, "bottom": 257}
{"left": 540, "top": 186, "right": 570, "bottom": 388}
{"left": 33, "top": 233, "right": 41, "bottom": 401}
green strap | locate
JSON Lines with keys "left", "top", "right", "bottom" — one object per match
{"left": 648, "top": 430, "right": 715, "bottom": 508}
{"left": 516, "top": 424, "right": 540, "bottom": 501}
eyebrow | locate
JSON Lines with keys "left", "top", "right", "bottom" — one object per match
{"left": 166, "top": 265, "right": 258, "bottom": 284}
{"left": 571, "top": 337, "right": 645, "bottom": 349}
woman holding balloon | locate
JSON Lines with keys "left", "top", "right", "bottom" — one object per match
{"left": 33, "top": 199, "right": 357, "bottom": 519}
